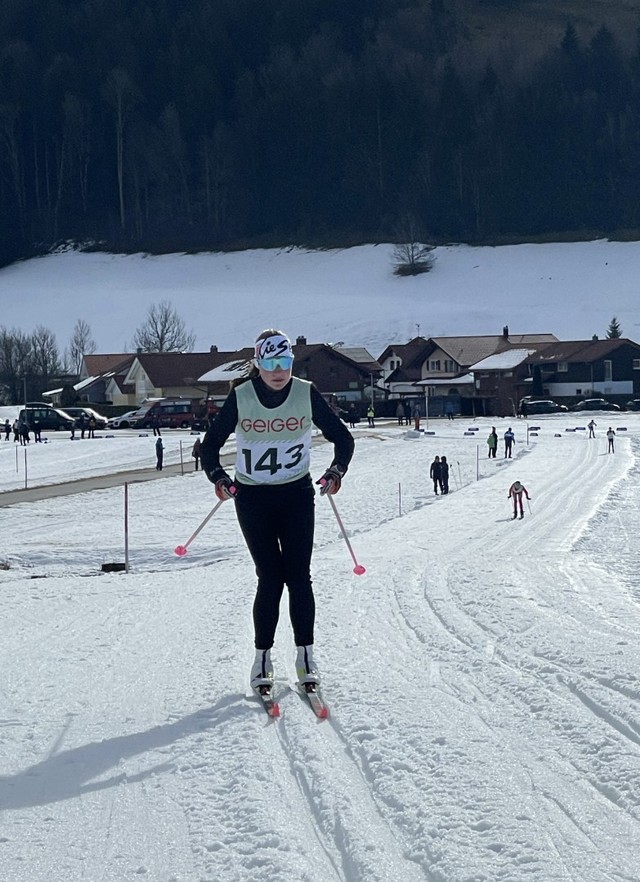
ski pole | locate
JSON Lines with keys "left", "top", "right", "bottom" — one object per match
{"left": 527, "top": 498, "right": 532, "bottom": 515}
{"left": 323, "top": 490, "right": 366, "bottom": 575}
{"left": 174, "top": 499, "right": 225, "bottom": 556}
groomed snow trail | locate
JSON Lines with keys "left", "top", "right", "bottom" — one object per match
{"left": 2, "top": 419, "right": 640, "bottom": 881}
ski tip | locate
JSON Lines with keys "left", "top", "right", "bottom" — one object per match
{"left": 269, "top": 703, "right": 281, "bottom": 718}
{"left": 317, "top": 706, "right": 329, "bottom": 719}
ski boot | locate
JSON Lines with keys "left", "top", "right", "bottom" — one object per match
{"left": 296, "top": 645, "right": 321, "bottom": 688}
{"left": 250, "top": 648, "right": 274, "bottom": 691}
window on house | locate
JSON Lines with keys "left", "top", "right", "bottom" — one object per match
{"left": 557, "top": 362, "right": 568, "bottom": 372}
{"left": 604, "top": 360, "right": 612, "bottom": 381}
{"left": 444, "top": 360, "right": 455, "bottom": 372}
{"left": 633, "top": 359, "right": 640, "bottom": 370}
{"left": 430, "top": 360, "right": 441, "bottom": 371}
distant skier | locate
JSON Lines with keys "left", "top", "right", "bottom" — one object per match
{"left": 606, "top": 427, "right": 615, "bottom": 453}
{"left": 508, "top": 480, "right": 530, "bottom": 519}
{"left": 588, "top": 419, "right": 596, "bottom": 438}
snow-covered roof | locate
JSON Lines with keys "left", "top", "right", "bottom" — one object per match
{"left": 416, "top": 373, "right": 475, "bottom": 387}
{"left": 470, "top": 349, "right": 532, "bottom": 371}
{"left": 198, "top": 359, "right": 252, "bottom": 382}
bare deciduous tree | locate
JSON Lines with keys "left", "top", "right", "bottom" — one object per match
{"left": 392, "top": 215, "right": 436, "bottom": 276}
{"left": 132, "top": 301, "right": 196, "bottom": 352}
{"left": 31, "top": 325, "right": 62, "bottom": 391}
{"left": 0, "top": 327, "right": 32, "bottom": 403}
{"left": 67, "top": 319, "right": 97, "bottom": 375}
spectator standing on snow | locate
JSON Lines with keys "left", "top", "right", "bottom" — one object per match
{"left": 347, "top": 405, "right": 357, "bottom": 428}
{"left": 504, "top": 427, "right": 515, "bottom": 458}
{"left": 367, "top": 405, "right": 375, "bottom": 427}
{"left": 588, "top": 419, "right": 596, "bottom": 438}
{"left": 487, "top": 428, "right": 498, "bottom": 458}
{"left": 3, "top": 419, "right": 10, "bottom": 440}
{"left": 396, "top": 402, "right": 404, "bottom": 426}
{"left": 152, "top": 414, "right": 162, "bottom": 437}
{"left": 508, "top": 480, "right": 531, "bottom": 519}
{"left": 155, "top": 436, "right": 164, "bottom": 470}
{"left": 413, "top": 404, "right": 421, "bottom": 431}
{"left": 430, "top": 456, "right": 441, "bottom": 495}
{"left": 192, "top": 437, "right": 202, "bottom": 471}
{"left": 12, "top": 419, "right": 19, "bottom": 442}
{"left": 77, "top": 414, "right": 86, "bottom": 439}
{"left": 19, "top": 418, "right": 30, "bottom": 445}
{"left": 88, "top": 416, "right": 96, "bottom": 438}
{"left": 606, "top": 427, "right": 615, "bottom": 453}
{"left": 439, "top": 455, "right": 450, "bottom": 494}
{"left": 200, "top": 328, "right": 354, "bottom": 694}
{"left": 32, "top": 419, "right": 42, "bottom": 443}
{"left": 403, "top": 400, "right": 411, "bottom": 425}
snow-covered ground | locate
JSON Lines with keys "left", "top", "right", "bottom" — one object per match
{"left": 2, "top": 412, "right": 640, "bottom": 881}
{"left": 2, "top": 240, "right": 640, "bottom": 354}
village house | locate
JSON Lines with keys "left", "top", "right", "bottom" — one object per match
{"left": 524, "top": 337, "right": 640, "bottom": 404}
{"left": 382, "top": 327, "right": 558, "bottom": 416}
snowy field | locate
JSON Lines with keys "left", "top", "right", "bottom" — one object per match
{"left": 2, "top": 240, "right": 640, "bottom": 353}
{"left": 2, "top": 412, "right": 640, "bottom": 881}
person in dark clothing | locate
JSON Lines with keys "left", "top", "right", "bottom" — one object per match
{"left": 439, "top": 455, "right": 450, "bottom": 494}
{"left": 3, "top": 419, "right": 10, "bottom": 440}
{"left": 403, "top": 400, "right": 411, "bottom": 426}
{"left": 77, "top": 414, "right": 86, "bottom": 439}
{"left": 152, "top": 415, "right": 162, "bottom": 437}
{"left": 155, "top": 436, "right": 164, "bottom": 470}
{"left": 429, "top": 456, "right": 441, "bottom": 495}
{"left": 201, "top": 329, "right": 354, "bottom": 692}
{"left": 88, "top": 416, "right": 96, "bottom": 438}
{"left": 192, "top": 437, "right": 202, "bottom": 470}
{"left": 503, "top": 428, "right": 515, "bottom": 458}
{"left": 487, "top": 428, "right": 498, "bottom": 458}
{"left": 32, "top": 420, "right": 42, "bottom": 442}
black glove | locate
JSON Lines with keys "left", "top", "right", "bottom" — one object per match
{"left": 316, "top": 465, "right": 345, "bottom": 496}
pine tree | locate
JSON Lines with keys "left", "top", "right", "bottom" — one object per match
{"left": 606, "top": 316, "right": 622, "bottom": 338}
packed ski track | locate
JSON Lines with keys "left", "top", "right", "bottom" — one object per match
{"left": 1, "top": 415, "right": 640, "bottom": 881}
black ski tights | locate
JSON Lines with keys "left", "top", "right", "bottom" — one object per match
{"left": 234, "top": 477, "right": 316, "bottom": 650}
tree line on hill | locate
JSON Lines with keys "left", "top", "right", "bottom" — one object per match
{"left": 1, "top": 0, "right": 640, "bottom": 264}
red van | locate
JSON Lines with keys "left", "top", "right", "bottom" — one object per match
{"left": 131, "top": 398, "right": 218, "bottom": 429}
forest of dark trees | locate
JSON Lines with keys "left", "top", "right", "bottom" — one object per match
{"left": 2, "top": 0, "right": 640, "bottom": 265}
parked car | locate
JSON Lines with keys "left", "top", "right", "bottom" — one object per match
{"left": 64, "top": 406, "right": 108, "bottom": 429}
{"left": 624, "top": 399, "right": 640, "bottom": 411}
{"left": 520, "top": 399, "right": 568, "bottom": 415}
{"left": 571, "top": 398, "right": 621, "bottom": 412}
{"left": 18, "top": 407, "right": 75, "bottom": 431}
{"left": 107, "top": 410, "right": 139, "bottom": 429}
{"left": 131, "top": 397, "right": 219, "bottom": 430}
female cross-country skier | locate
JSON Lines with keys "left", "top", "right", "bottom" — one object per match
{"left": 200, "top": 329, "right": 355, "bottom": 692}
{"left": 508, "top": 480, "right": 531, "bottom": 519}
